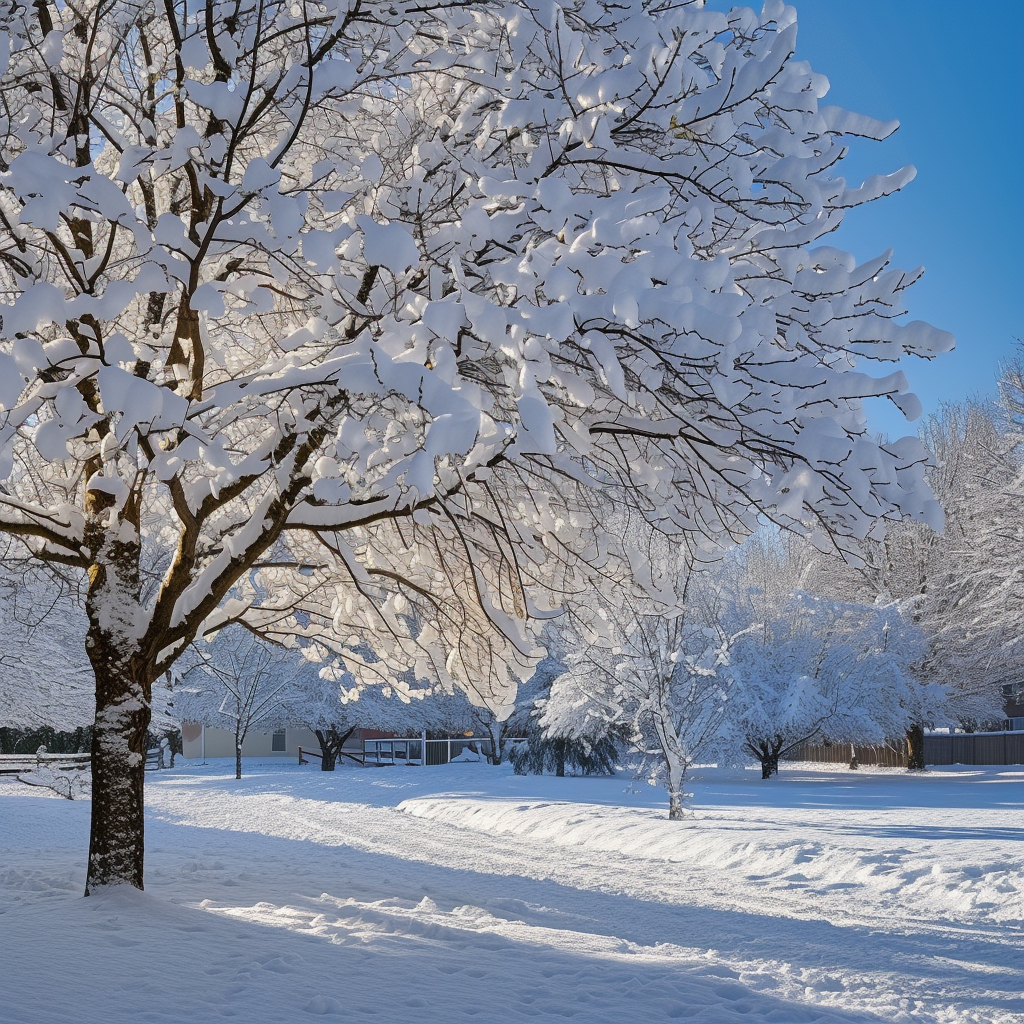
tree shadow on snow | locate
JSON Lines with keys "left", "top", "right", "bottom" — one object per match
{"left": 5, "top": 874, "right": 904, "bottom": 1024}
{"left": 132, "top": 814, "right": 1022, "bottom": 1024}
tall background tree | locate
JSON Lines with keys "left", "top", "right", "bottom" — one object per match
{"left": 837, "top": 395, "right": 1024, "bottom": 764}
{"left": 0, "top": 0, "right": 951, "bottom": 890}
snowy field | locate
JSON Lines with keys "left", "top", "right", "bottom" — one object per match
{"left": 1, "top": 761, "right": 1021, "bottom": 1024}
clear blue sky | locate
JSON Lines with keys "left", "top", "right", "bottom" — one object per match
{"left": 719, "top": 1, "right": 1024, "bottom": 438}
{"left": 793, "top": 0, "right": 1024, "bottom": 436}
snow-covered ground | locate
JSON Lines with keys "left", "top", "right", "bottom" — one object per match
{"left": 1, "top": 761, "right": 1021, "bottom": 1024}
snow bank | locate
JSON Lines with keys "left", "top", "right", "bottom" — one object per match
{"left": 399, "top": 766, "right": 1024, "bottom": 927}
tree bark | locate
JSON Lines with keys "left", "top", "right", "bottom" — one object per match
{"left": 667, "top": 786, "right": 684, "bottom": 820}
{"left": 314, "top": 727, "right": 354, "bottom": 771}
{"left": 235, "top": 734, "right": 243, "bottom": 779}
{"left": 905, "top": 723, "right": 926, "bottom": 771}
{"left": 83, "top": 509, "right": 149, "bottom": 895}
{"left": 761, "top": 739, "right": 783, "bottom": 779}
{"left": 85, "top": 644, "right": 151, "bottom": 894}
{"left": 746, "top": 735, "right": 788, "bottom": 780}
{"left": 315, "top": 729, "right": 338, "bottom": 771}
{"left": 665, "top": 754, "right": 686, "bottom": 819}
{"left": 487, "top": 722, "right": 504, "bottom": 765}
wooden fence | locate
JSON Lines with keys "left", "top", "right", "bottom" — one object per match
{"left": 923, "top": 731, "right": 1024, "bottom": 766}
{"left": 788, "top": 732, "right": 1024, "bottom": 767}
{"left": 1, "top": 745, "right": 174, "bottom": 776}
{"left": 787, "top": 742, "right": 908, "bottom": 768}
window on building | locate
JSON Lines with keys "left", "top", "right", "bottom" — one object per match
{"left": 271, "top": 729, "right": 286, "bottom": 752}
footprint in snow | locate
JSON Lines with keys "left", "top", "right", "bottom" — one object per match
{"left": 259, "top": 957, "right": 295, "bottom": 974}
{"left": 304, "top": 995, "right": 343, "bottom": 1015}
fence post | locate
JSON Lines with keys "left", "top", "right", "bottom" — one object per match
{"left": 421, "top": 730, "right": 426, "bottom": 766}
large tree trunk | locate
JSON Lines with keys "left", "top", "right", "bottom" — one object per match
{"left": 235, "top": 733, "right": 243, "bottom": 779}
{"left": 84, "top": 513, "right": 148, "bottom": 895}
{"left": 745, "top": 735, "right": 796, "bottom": 781}
{"left": 85, "top": 643, "right": 151, "bottom": 894}
{"left": 758, "top": 737, "right": 783, "bottom": 779}
{"left": 314, "top": 727, "right": 354, "bottom": 771}
{"left": 905, "top": 724, "right": 926, "bottom": 771}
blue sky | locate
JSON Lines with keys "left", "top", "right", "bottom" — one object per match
{"left": 786, "top": 0, "right": 1024, "bottom": 438}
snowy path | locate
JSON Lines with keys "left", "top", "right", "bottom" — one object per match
{"left": 1, "top": 763, "right": 1021, "bottom": 1024}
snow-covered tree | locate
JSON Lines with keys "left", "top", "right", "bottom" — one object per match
{"left": 286, "top": 663, "right": 362, "bottom": 772}
{"left": 998, "top": 350, "right": 1024, "bottom": 430}
{"left": 291, "top": 653, "right": 442, "bottom": 770}
{"left": 457, "top": 640, "right": 571, "bottom": 767}
{"left": 916, "top": 401, "right": 1021, "bottom": 712}
{"left": 724, "top": 592, "right": 936, "bottom": 778}
{"left": 546, "top": 543, "right": 734, "bottom": 818}
{"left": 0, "top": 1, "right": 951, "bottom": 890}
{"left": 0, "top": 542, "right": 93, "bottom": 730}
{"left": 840, "top": 398, "right": 1024, "bottom": 764}
{"left": 512, "top": 654, "right": 628, "bottom": 777}
{"left": 714, "top": 528, "right": 939, "bottom": 776}
{"left": 492, "top": 639, "right": 625, "bottom": 776}
{"left": 957, "top": 357, "right": 1024, "bottom": 697}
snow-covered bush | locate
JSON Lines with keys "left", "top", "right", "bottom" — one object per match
{"left": 509, "top": 656, "right": 627, "bottom": 777}
{"left": 508, "top": 728, "right": 622, "bottom": 778}
{"left": 19, "top": 762, "right": 90, "bottom": 801}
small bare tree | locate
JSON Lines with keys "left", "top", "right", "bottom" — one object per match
{"left": 179, "top": 629, "right": 298, "bottom": 779}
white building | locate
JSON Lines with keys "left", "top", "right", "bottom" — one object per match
{"left": 179, "top": 722, "right": 396, "bottom": 762}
